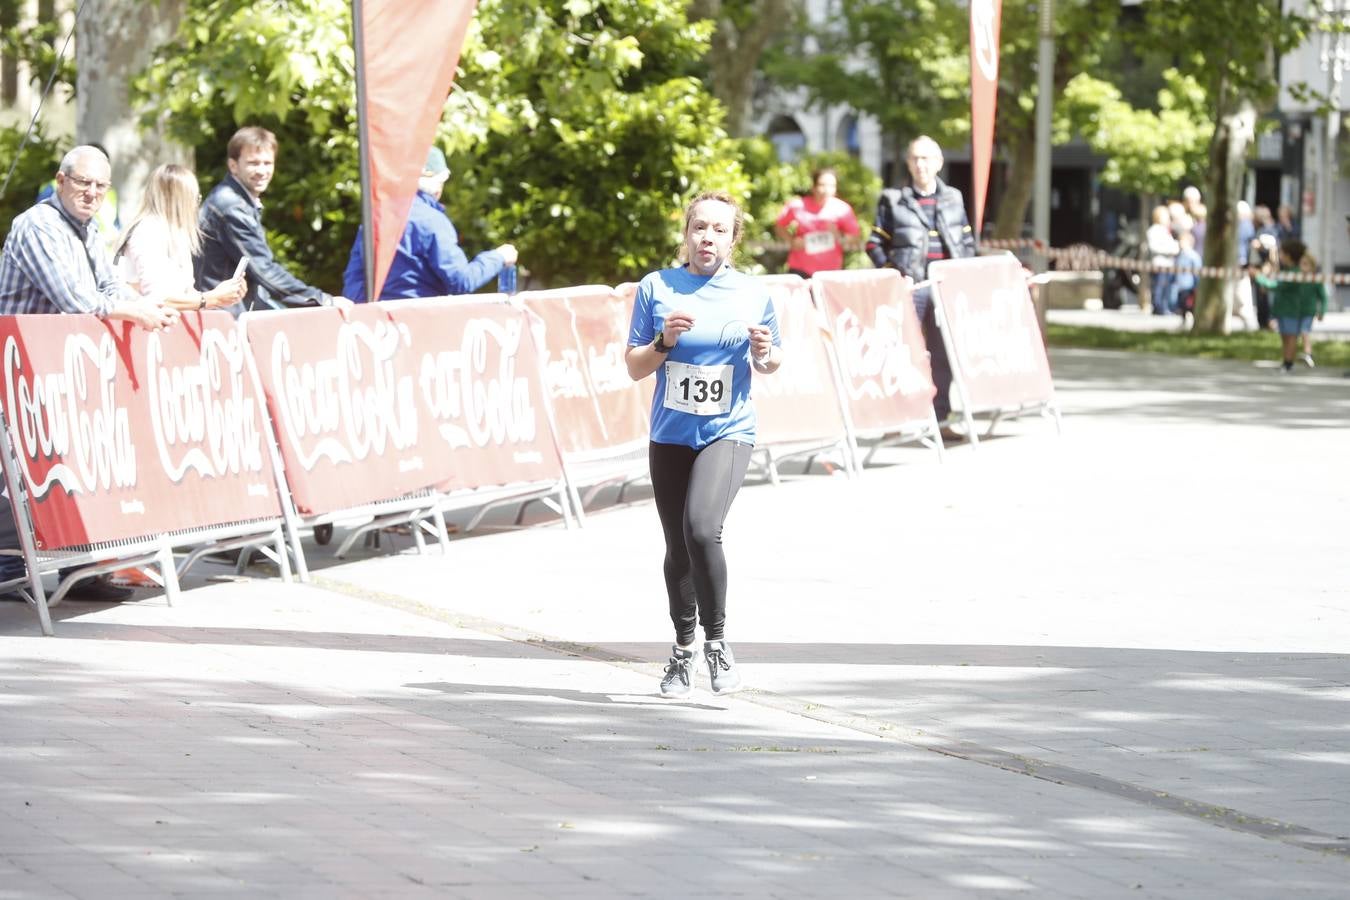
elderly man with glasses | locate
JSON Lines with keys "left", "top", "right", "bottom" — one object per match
{"left": 0, "top": 145, "right": 177, "bottom": 330}
{"left": 0, "top": 144, "right": 178, "bottom": 603}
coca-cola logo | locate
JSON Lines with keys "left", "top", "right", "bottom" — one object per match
{"left": 3, "top": 333, "right": 136, "bottom": 499}
{"left": 269, "top": 320, "right": 419, "bottom": 471}
{"left": 419, "top": 316, "right": 538, "bottom": 450}
{"left": 949, "top": 284, "right": 1040, "bottom": 379}
{"left": 584, "top": 341, "right": 631, "bottom": 395}
{"left": 146, "top": 327, "right": 265, "bottom": 482}
{"left": 542, "top": 347, "right": 588, "bottom": 400}
{"left": 971, "top": 0, "right": 1000, "bottom": 82}
{"left": 833, "top": 307, "right": 928, "bottom": 399}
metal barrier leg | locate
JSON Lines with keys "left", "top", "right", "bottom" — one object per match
{"left": 25, "top": 577, "right": 52, "bottom": 636}
{"left": 963, "top": 407, "right": 981, "bottom": 449}
{"left": 158, "top": 541, "right": 181, "bottom": 607}
{"left": 270, "top": 526, "right": 291, "bottom": 583}
{"left": 411, "top": 517, "right": 427, "bottom": 554}
{"left": 430, "top": 507, "right": 451, "bottom": 554}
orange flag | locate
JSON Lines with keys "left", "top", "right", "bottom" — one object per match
{"left": 969, "top": 0, "right": 1001, "bottom": 238}
{"left": 353, "top": 0, "right": 477, "bottom": 300}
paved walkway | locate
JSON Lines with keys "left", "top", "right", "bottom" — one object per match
{"left": 2, "top": 348, "right": 1348, "bottom": 898}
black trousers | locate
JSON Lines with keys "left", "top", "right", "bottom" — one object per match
{"left": 913, "top": 287, "right": 953, "bottom": 421}
{"left": 648, "top": 439, "right": 753, "bottom": 645}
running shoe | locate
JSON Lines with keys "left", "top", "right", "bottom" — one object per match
{"left": 704, "top": 640, "right": 743, "bottom": 695}
{"left": 659, "top": 645, "right": 698, "bottom": 698}
{"left": 1300, "top": 353, "right": 1315, "bottom": 368}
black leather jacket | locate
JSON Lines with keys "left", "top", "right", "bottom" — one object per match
{"left": 195, "top": 174, "right": 331, "bottom": 315}
{"left": 865, "top": 178, "right": 977, "bottom": 280}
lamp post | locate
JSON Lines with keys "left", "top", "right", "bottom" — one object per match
{"left": 1318, "top": 0, "right": 1349, "bottom": 303}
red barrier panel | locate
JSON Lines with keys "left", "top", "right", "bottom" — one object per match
{"left": 811, "top": 269, "right": 937, "bottom": 434}
{"left": 752, "top": 275, "right": 849, "bottom": 446}
{"left": 242, "top": 299, "right": 564, "bottom": 516}
{"left": 396, "top": 298, "right": 565, "bottom": 494}
{"left": 929, "top": 256, "right": 1055, "bottom": 410}
{"left": 0, "top": 313, "right": 282, "bottom": 550}
{"left": 520, "top": 286, "right": 649, "bottom": 459}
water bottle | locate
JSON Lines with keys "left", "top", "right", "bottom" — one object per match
{"left": 499, "top": 264, "right": 517, "bottom": 295}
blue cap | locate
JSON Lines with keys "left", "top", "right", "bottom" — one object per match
{"left": 423, "top": 146, "right": 449, "bottom": 178}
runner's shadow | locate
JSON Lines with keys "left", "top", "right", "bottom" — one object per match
{"left": 405, "top": 680, "right": 724, "bottom": 712}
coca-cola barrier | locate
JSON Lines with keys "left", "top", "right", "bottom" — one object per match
{"left": 751, "top": 275, "right": 855, "bottom": 473}
{"left": 0, "top": 268, "right": 1055, "bottom": 634}
{"left": 241, "top": 298, "right": 567, "bottom": 518}
{"left": 0, "top": 312, "right": 282, "bottom": 550}
{"left": 929, "top": 256, "right": 1061, "bottom": 443}
{"left": 519, "top": 286, "right": 649, "bottom": 460}
{"left": 810, "top": 269, "right": 940, "bottom": 439}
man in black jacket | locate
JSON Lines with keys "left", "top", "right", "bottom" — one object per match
{"left": 866, "top": 135, "right": 976, "bottom": 432}
{"left": 196, "top": 126, "right": 346, "bottom": 315}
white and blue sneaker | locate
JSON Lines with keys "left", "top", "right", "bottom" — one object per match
{"left": 703, "top": 640, "right": 743, "bottom": 695}
{"left": 659, "top": 645, "right": 699, "bottom": 698}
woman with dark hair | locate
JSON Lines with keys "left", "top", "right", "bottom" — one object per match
{"left": 625, "top": 191, "right": 782, "bottom": 698}
{"left": 774, "top": 167, "right": 860, "bottom": 278}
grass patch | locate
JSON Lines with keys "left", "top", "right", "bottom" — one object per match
{"left": 1045, "top": 324, "right": 1350, "bottom": 367}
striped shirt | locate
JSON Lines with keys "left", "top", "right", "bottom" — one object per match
{"left": 0, "top": 196, "right": 129, "bottom": 317}
{"left": 916, "top": 193, "right": 947, "bottom": 263}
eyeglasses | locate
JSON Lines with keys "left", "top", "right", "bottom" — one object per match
{"left": 64, "top": 174, "right": 112, "bottom": 194}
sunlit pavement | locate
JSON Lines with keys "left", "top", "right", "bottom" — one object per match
{"left": 2, "top": 348, "right": 1348, "bottom": 898}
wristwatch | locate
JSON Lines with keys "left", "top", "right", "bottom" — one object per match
{"left": 652, "top": 333, "right": 673, "bottom": 353}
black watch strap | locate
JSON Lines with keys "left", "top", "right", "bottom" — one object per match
{"left": 652, "top": 333, "right": 672, "bottom": 353}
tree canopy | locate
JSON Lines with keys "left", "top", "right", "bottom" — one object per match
{"left": 136, "top": 0, "right": 757, "bottom": 290}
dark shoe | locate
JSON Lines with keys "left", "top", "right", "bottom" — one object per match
{"left": 939, "top": 426, "right": 966, "bottom": 444}
{"left": 63, "top": 574, "right": 134, "bottom": 603}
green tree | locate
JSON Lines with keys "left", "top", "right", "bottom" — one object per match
{"left": 761, "top": 0, "right": 1119, "bottom": 240}
{"left": 988, "top": 0, "right": 1119, "bottom": 239}
{"left": 138, "top": 0, "right": 747, "bottom": 290}
{"left": 764, "top": 0, "right": 969, "bottom": 167}
{"left": 688, "top": 0, "right": 800, "bottom": 137}
{"left": 440, "top": 0, "right": 747, "bottom": 286}
{"left": 1143, "top": 0, "right": 1310, "bottom": 334}
{"left": 138, "top": 0, "right": 359, "bottom": 292}
{"left": 0, "top": 125, "right": 63, "bottom": 243}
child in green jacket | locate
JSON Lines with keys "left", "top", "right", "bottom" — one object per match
{"left": 1252, "top": 240, "right": 1327, "bottom": 372}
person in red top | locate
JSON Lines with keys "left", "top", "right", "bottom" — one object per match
{"left": 774, "top": 168, "right": 860, "bottom": 277}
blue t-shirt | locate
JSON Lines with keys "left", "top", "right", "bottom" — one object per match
{"left": 628, "top": 266, "right": 780, "bottom": 449}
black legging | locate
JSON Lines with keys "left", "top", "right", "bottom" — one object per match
{"left": 649, "top": 439, "right": 753, "bottom": 645}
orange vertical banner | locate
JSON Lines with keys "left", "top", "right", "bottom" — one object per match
{"left": 354, "top": 0, "right": 477, "bottom": 300}
{"left": 969, "top": 0, "right": 1001, "bottom": 238}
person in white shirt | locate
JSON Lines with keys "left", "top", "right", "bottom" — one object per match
{"left": 1145, "top": 204, "right": 1180, "bottom": 315}
{"left": 116, "top": 164, "right": 245, "bottom": 311}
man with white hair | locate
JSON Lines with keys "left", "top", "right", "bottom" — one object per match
{"left": 341, "top": 146, "right": 517, "bottom": 301}
{"left": 865, "top": 135, "right": 977, "bottom": 439}
{"left": 0, "top": 145, "right": 178, "bottom": 602}
{"left": 0, "top": 146, "right": 178, "bottom": 328}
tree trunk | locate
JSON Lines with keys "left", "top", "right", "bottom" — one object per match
{"left": 1194, "top": 96, "right": 1256, "bottom": 335}
{"left": 76, "top": 0, "right": 188, "bottom": 217}
{"left": 689, "top": 0, "right": 796, "bottom": 138}
{"left": 993, "top": 123, "right": 1035, "bottom": 240}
